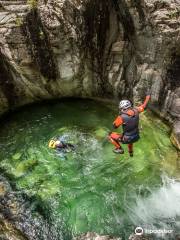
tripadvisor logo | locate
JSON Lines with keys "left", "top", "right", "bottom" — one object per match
{"left": 134, "top": 226, "right": 174, "bottom": 236}
{"left": 135, "top": 227, "right": 144, "bottom": 235}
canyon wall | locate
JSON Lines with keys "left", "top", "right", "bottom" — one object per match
{"left": 0, "top": 0, "right": 179, "bottom": 144}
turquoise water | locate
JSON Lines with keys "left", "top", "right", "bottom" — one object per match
{"left": 0, "top": 99, "right": 179, "bottom": 239}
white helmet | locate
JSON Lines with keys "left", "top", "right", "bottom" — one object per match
{"left": 119, "top": 100, "right": 132, "bottom": 110}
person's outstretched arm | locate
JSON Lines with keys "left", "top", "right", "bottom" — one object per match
{"left": 136, "top": 94, "right": 151, "bottom": 113}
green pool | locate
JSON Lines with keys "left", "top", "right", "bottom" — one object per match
{"left": 0, "top": 99, "right": 179, "bottom": 239}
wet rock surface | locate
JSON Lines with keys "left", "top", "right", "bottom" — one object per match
{"left": 128, "top": 234, "right": 151, "bottom": 240}
{"left": 0, "top": 0, "right": 179, "bottom": 115}
{"left": 0, "top": 176, "right": 70, "bottom": 240}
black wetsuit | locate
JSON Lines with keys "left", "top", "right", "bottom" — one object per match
{"left": 56, "top": 141, "right": 75, "bottom": 152}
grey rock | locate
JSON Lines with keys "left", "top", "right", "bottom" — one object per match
{"left": 0, "top": 176, "right": 68, "bottom": 240}
{"left": 0, "top": 0, "right": 179, "bottom": 149}
{"left": 171, "top": 98, "right": 180, "bottom": 118}
{"left": 129, "top": 234, "right": 151, "bottom": 240}
{"left": 171, "top": 120, "right": 180, "bottom": 150}
{"left": 3, "top": 4, "right": 29, "bottom": 13}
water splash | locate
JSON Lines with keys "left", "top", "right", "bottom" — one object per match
{"left": 128, "top": 175, "right": 180, "bottom": 239}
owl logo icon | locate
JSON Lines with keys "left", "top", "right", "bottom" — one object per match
{"left": 135, "top": 227, "right": 144, "bottom": 235}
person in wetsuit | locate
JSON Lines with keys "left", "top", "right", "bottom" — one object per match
{"left": 108, "top": 94, "right": 151, "bottom": 157}
{"left": 48, "top": 137, "right": 75, "bottom": 153}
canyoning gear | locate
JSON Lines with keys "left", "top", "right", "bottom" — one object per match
{"left": 121, "top": 108, "right": 139, "bottom": 137}
{"left": 109, "top": 132, "right": 122, "bottom": 141}
{"left": 113, "top": 109, "right": 140, "bottom": 144}
{"left": 55, "top": 140, "right": 61, "bottom": 145}
{"left": 110, "top": 94, "right": 151, "bottom": 155}
{"left": 129, "top": 151, "right": 133, "bottom": 157}
{"left": 128, "top": 144, "right": 133, "bottom": 157}
{"left": 119, "top": 100, "right": 132, "bottom": 111}
{"left": 49, "top": 139, "right": 57, "bottom": 149}
{"left": 114, "top": 95, "right": 151, "bottom": 129}
{"left": 56, "top": 140, "right": 66, "bottom": 149}
{"left": 128, "top": 143, "right": 133, "bottom": 152}
{"left": 109, "top": 132, "right": 135, "bottom": 155}
{"left": 113, "top": 147, "right": 124, "bottom": 154}
{"left": 121, "top": 133, "right": 140, "bottom": 144}
{"left": 108, "top": 132, "right": 122, "bottom": 149}
{"left": 49, "top": 137, "right": 75, "bottom": 153}
{"left": 57, "top": 142, "right": 75, "bottom": 152}
{"left": 109, "top": 132, "right": 139, "bottom": 145}
{"left": 48, "top": 139, "right": 65, "bottom": 149}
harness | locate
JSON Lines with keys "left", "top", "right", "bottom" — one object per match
{"left": 120, "top": 108, "right": 140, "bottom": 144}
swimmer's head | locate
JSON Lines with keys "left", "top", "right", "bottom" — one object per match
{"left": 48, "top": 139, "right": 63, "bottom": 149}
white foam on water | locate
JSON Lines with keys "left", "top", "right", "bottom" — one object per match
{"left": 58, "top": 130, "right": 103, "bottom": 175}
{"left": 128, "top": 176, "right": 180, "bottom": 238}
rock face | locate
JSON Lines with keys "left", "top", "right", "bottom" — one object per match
{"left": 0, "top": 0, "right": 179, "bottom": 111}
{"left": 0, "top": 176, "right": 71, "bottom": 240}
{"left": 0, "top": 0, "right": 179, "bottom": 127}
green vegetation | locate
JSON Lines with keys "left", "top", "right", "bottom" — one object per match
{"left": 27, "top": 0, "right": 38, "bottom": 9}
{"left": 15, "top": 17, "right": 23, "bottom": 27}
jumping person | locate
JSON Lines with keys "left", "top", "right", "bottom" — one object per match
{"left": 108, "top": 94, "right": 150, "bottom": 157}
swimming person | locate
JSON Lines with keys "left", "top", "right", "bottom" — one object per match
{"left": 48, "top": 137, "right": 75, "bottom": 153}
{"left": 108, "top": 93, "right": 151, "bottom": 157}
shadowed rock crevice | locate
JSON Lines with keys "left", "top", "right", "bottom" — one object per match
{"left": 112, "top": 0, "right": 136, "bottom": 40}
{"left": 132, "top": 0, "right": 146, "bottom": 25}
{"left": 0, "top": 52, "right": 18, "bottom": 109}
{"left": 22, "top": 9, "right": 57, "bottom": 80}
{"left": 159, "top": 53, "right": 180, "bottom": 112}
{"left": 167, "top": 54, "right": 180, "bottom": 90}
{"left": 82, "top": 0, "right": 112, "bottom": 96}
